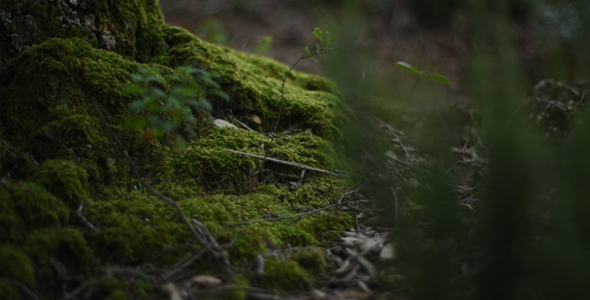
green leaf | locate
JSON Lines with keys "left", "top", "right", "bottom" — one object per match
{"left": 129, "top": 100, "right": 147, "bottom": 113}
{"left": 200, "top": 100, "right": 213, "bottom": 111}
{"left": 175, "top": 135, "right": 187, "bottom": 151}
{"left": 316, "top": 44, "right": 322, "bottom": 57}
{"left": 304, "top": 46, "right": 312, "bottom": 58}
{"left": 325, "top": 32, "right": 334, "bottom": 47}
{"left": 122, "top": 84, "right": 141, "bottom": 95}
{"left": 211, "top": 90, "right": 229, "bottom": 101}
{"left": 396, "top": 62, "right": 422, "bottom": 76}
{"left": 427, "top": 73, "right": 451, "bottom": 84}
{"left": 125, "top": 115, "right": 146, "bottom": 129}
{"left": 313, "top": 27, "right": 323, "bottom": 42}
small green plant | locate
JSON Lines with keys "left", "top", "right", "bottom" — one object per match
{"left": 261, "top": 27, "right": 335, "bottom": 168}
{"left": 396, "top": 61, "right": 451, "bottom": 92}
{"left": 123, "top": 65, "right": 228, "bottom": 150}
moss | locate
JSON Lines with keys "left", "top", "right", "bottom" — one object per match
{"left": 24, "top": 228, "right": 95, "bottom": 275}
{"left": 94, "top": 277, "right": 131, "bottom": 300}
{"left": 160, "top": 127, "right": 337, "bottom": 192}
{"left": 0, "top": 38, "right": 167, "bottom": 187}
{"left": 151, "top": 25, "right": 349, "bottom": 141}
{"left": 0, "top": 281, "right": 20, "bottom": 300}
{"left": 0, "top": 246, "right": 35, "bottom": 286}
{"left": 0, "top": 186, "right": 26, "bottom": 243}
{"left": 34, "top": 159, "right": 91, "bottom": 208}
{"left": 259, "top": 258, "right": 309, "bottom": 292}
{"left": 0, "top": 3, "right": 353, "bottom": 295}
{"left": 0, "top": 0, "right": 166, "bottom": 66}
{"left": 10, "top": 182, "right": 70, "bottom": 231}
{"left": 292, "top": 246, "right": 329, "bottom": 278}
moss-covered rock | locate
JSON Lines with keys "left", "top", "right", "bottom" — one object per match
{"left": 0, "top": 246, "right": 35, "bottom": 286}
{"left": 259, "top": 258, "right": 310, "bottom": 292}
{"left": 0, "top": 0, "right": 352, "bottom": 297}
{"left": 34, "top": 159, "right": 91, "bottom": 208}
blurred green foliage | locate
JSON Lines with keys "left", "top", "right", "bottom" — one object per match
{"left": 123, "top": 66, "right": 227, "bottom": 150}
{"left": 323, "top": 0, "right": 590, "bottom": 299}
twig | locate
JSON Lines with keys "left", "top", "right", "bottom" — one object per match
{"left": 77, "top": 202, "right": 98, "bottom": 232}
{"left": 297, "top": 169, "right": 306, "bottom": 186}
{"left": 225, "top": 148, "right": 340, "bottom": 177}
{"left": 337, "top": 185, "right": 364, "bottom": 210}
{"left": 259, "top": 39, "right": 336, "bottom": 176}
{"left": 162, "top": 249, "right": 206, "bottom": 280}
{"left": 386, "top": 155, "right": 430, "bottom": 174}
{"left": 373, "top": 116, "right": 410, "bottom": 161}
{"left": 103, "top": 267, "right": 158, "bottom": 286}
{"left": 234, "top": 118, "right": 256, "bottom": 132}
{"left": 357, "top": 232, "right": 390, "bottom": 257}
{"left": 261, "top": 169, "right": 303, "bottom": 180}
{"left": 59, "top": 283, "right": 88, "bottom": 300}
{"left": 0, "top": 278, "right": 39, "bottom": 300}
{"left": 230, "top": 202, "right": 340, "bottom": 226}
{"left": 391, "top": 187, "right": 399, "bottom": 233}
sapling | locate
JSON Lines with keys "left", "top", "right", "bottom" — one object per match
{"left": 260, "top": 27, "right": 336, "bottom": 174}
{"left": 396, "top": 61, "right": 451, "bottom": 93}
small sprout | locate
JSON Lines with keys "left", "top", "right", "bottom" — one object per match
{"left": 427, "top": 73, "right": 451, "bottom": 84}
{"left": 313, "top": 27, "right": 323, "bottom": 41}
{"left": 304, "top": 46, "right": 312, "bottom": 58}
{"left": 325, "top": 32, "right": 334, "bottom": 47}
{"left": 396, "top": 61, "right": 451, "bottom": 86}
{"left": 396, "top": 62, "right": 422, "bottom": 77}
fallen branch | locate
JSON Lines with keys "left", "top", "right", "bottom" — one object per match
{"left": 77, "top": 202, "right": 98, "bottom": 232}
{"left": 225, "top": 148, "right": 340, "bottom": 177}
{"left": 0, "top": 278, "right": 39, "bottom": 300}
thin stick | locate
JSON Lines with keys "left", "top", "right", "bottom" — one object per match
{"left": 77, "top": 202, "right": 98, "bottom": 232}
{"left": 373, "top": 116, "right": 410, "bottom": 161}
{"left": 259, "top": 40, "right": 336, "bottom": 175}
{"left": 162, "top": 249, "right": 206, "bottom": 280}
{"left": 0, "top": 278, "right": 39, "bottom": 300}
{"left": 225, "top": 148, "right": 339, "bottom": 177}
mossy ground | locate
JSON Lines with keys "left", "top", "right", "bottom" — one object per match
{"left": 0, "top": 1, "right": 352, "bottom": 298}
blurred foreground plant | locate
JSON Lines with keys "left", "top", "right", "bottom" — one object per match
{"left": 323, "top": 1, "right": 590, "bottom": 300}
{"left": 123, "top": 66, "right": 227, "bottom": 150}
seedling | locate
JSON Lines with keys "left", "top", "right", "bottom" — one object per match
{"left": 396, "top": 61, "right": 451, "bottom": 93}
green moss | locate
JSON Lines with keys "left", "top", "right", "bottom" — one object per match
{"left": 11, "top": 182, "right": 70, "bottom": 230}
{"left": 0, "top": 246, "right": 35, "bottom": 286}
{"left": 292, "top": 246, "right": 329, "bottom": 278}
{"left": 0, "top": 281, "right": 20, "bottom": 300}
{"left": 0, "top": 3, "right": 353, "bottom": 295}
{"left": 151, "top": 25, "right": 349, "bottom": 141}
{"left": 1, "top": 0, "right": 166, "bottom": 65}
{"left": 34, "top": 159, "right": 91, "bottom": 208}
{"left": 0, "top": 38, "right": 168, "bottom": 187}
{"left": 86, "top": 190, "right": 185, "bottom": 264}
{"left": 160, "top": 127, "right": 337, "bottom": 192}
{"left": 24, "top": 228, "right": 95, "bottom": 274}
{"left": 259, "top": 258, "right": 309, "bottom": 292}
{"left": 0, "top": 186, "right": 26, "bottom": 243}
{"left": 94, "top": 277, "right": 131, "bottom": 300}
